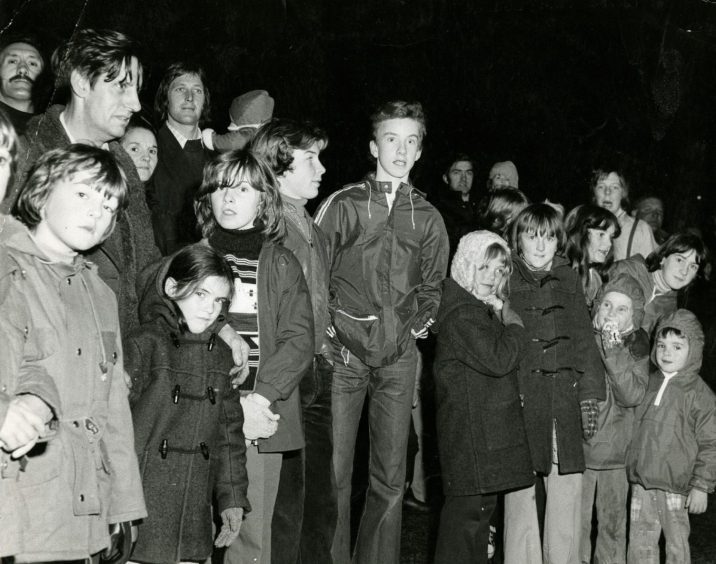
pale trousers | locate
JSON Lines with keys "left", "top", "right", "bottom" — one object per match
{"left": 224, "top": 446, "right": 282, "bottom": 564}
{"left": 504, "top": 462, "right": 583, "bottom": 564}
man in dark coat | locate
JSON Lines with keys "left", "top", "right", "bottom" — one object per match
{"left": 434, "top": 153, "right": 480, "bottom": 255}
{"left": 2, "top": 28, "right": 160, "bottom": 339}
{"left": 148, "top": 62, "right": 213, "bottom": 255}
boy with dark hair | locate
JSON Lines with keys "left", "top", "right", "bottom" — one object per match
{"left": 315, "top": 100, "right": 448, "bottom": 564}
{"left": 250, "top": 117, "right": 335, "bottom": 564}
{"left": 627, "top": 309, "right": 716, "bottom": 563}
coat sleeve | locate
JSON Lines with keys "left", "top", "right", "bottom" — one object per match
{"left": 442, "top": 306, "right": 525, "bottom": 377}
{"left": 602, "top": 330, "right": 650, "bottom": 408}
{"left": 253, "top": 251, "right": 314, "bottom": 403}
{"left": 689, "top": 385, "right": 716, "bottom": 493}
{"left": 124, "top": 335, "right": 150, "bottom": 407}
{"left": 573, "top": 275, "right": 606, "bottom": 402}
{"left": 104, "top": 331, "right": 148, "bottom": 523}
{"left": 214, "top": 386, "right": 251, "bottom": 514}
{"left": 413, "top": 209, "right": 449, "bottom": 333}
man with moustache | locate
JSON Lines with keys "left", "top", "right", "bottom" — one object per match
{"left": 149, "top": 62, "right": 213, "bottom": 254}
{"left": 0, "top": 34, "right": 45, "bottom": 135}
{"left": 2, "top": 28, "right": 160, "bottom": 339}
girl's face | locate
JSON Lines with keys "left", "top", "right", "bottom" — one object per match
{"left": 661, "top": 249, "right": 699, "bottom": 290}
{"left": 655, "top": 333, "right": 689, "bottom": 373}
{"left": 121, "top": 127, "right": 158, "bottom": 182}
{"left": 519, "top": 230, "right": 558, "bottom": 271}
{"left": 166, "top": 275, "right": 231, "bottom": 334}
{"left": 0, "top": 145, "right": 11, "bottom": 202}
{"left": 593, "top": 172, "right": 624, "bottom": 214}
{"left": 210, "top": 177, "right": 261, "bottom": 231}
{"left": 472, "top": 255, "right": 507, "bottom": 298}
{"left": 586, "top": 225, "right": 616, "bottom": 264}
{"left": 594, "top": 291, "right": 633, "bottom": 332}
{"left": 34, "top": 172, "right": 118, "bottom": 262}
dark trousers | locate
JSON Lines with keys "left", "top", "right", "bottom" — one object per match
{"left": 434, "top": 493, "right": 498, "bottom": 564}
{"left": 271, "top": 355, "right": 336, "bottom": 564}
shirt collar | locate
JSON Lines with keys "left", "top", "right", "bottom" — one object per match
{"left": 59, "top": 110, "right": 110, "bottom": 150}
{"left": 166, "top": 120, "right": 202, "bottom": 149}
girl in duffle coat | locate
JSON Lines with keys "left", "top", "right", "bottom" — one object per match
{"left": 127, "top": 244, "right": 250, "bottom": 564}
{"left": 0, "top": 146, "right": 147, "bottom": 562}
{"left": 433, "top": 231, "right": 533, "bottom": 564}
{"left": 503, "top": 203, "right": 605, "bottom": 564}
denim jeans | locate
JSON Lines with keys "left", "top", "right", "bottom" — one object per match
{"left": 434, "top": 493, "right": 497, "bottom": 564}
{"left": 580, "top": 467, "right": 629, "bottom": 564}
{"left": 330, "top": 343, "right": 418, "bottom": 564}
{"left": 271, "top": 355, "right": 336, "bottom": 564}
{"left": 627, "top": 484, "right": 690, "bottom": 564}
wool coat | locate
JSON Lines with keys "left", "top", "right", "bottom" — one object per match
{"left": 0, "top": 228, "right": 146, "bottom": 561}
{"left": 433, "top": 278, "right": 534, "bottom": 496}
{"left": 3, "top": 104, "right": 161, "bottom": 338}
{"left": 126, "top": 257, "right": 249, "bottom": 564}
{"left": 509, "top": 255, "right": 605, "bottom": 474}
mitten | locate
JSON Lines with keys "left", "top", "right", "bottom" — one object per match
{"left": 215, "top": 506, "right": 244, "bottom": 547}
{"left": 580, "top": 399, "right": 599, "bottom": 440}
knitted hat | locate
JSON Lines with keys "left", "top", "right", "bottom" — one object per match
{"left": 652, "top": 309, "right": 704, "bottom": 374}
{"left": 489, "top": 161, "right": 519, "bottom": 188}
{"left": 593, "top": 273, "right": 646, "bottom": 329}
{"left": 228, "top": 90, "right": 274, "bottom": 131}
{"left": 451, "top": 230, "right": 511, "bottom": 293}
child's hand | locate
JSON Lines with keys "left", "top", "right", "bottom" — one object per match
{"left": 500, "top": 301, "right": 524, "bottom": 328}
{"left": 0, "top": 394, "right": 52, "bottom": 458}
{"left": 240, "top": 395, "right": 279, "bottom": 440}
{"left": 219, "top": 326, "right": 250, "bottom": 385}
{"left": 215, "top": 507, "right": 244, "bottom": 547}
{"left": 686, "top": 488, "right": 708, "bottom": 514}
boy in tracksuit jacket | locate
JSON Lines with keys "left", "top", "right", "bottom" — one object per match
{"left": 315, "top": 100, "right": 448, "bottom": 564}
{"left": 627, "top": 309, "right": 716, "bottom": 563}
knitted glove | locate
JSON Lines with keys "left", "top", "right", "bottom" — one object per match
{"left": 215, "top": 507, "right": 244, "bottom": 547}
{"left": 580, "top": 399, "right": 599, "bottom": 440}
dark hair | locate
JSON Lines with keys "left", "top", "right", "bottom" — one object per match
{"left": 646, "top": 232, "right": 709, "bottom": 280}
{"left": 123, "top": 111, "right": 156, "bottom": 137}
{"left": 194, "top": 149, "right": 285, "bottom": 242}
{"left": 444, "top": 153, "right": 475, "bottom": 175}
{"left": 510, "top": 202, "right": 566, "bottom": 252}
{"left": 52, "top": 28, "right": 142, "bottom": 90}
{"left": 14, "top": 144, "right": 128, "bottom": 232}
{"left": 590, "top": 168, "right": 630, "bottom": 209}
{"left": 476, "top": 187, "right": 529, "bottom": 237}
{"left": 154, "top": 62, "right": 211, "bottom": 125}
{"left": 163, "top": 243, "right": 234, "bottom": 333}
{"left": 249, "top": 118, "right": 328, "bottom": 176}
{"left": 370, "top": 100, "right": 426, "bottom": 147}
{"left": 0, "top": 32, "right": 45, "bottom": 69}
{"left": 565, "top": 204, "right": 621, "bottom": 286}
{"left": 656, "top": 326, "right": 686, "bottom": 340}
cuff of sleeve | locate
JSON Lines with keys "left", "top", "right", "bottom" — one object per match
{"left": 689, "top": 477, "right": 715, "bottom": 494}
{"left": 253, "top": 382, "right": 280, "bottom": 403}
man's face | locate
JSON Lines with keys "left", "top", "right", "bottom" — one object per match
{"left": 278, "top": 141, "right": 326, "bottom": 201}
{"left": 166, "top": 73, "right": 205, "bottom": 127}
{"left": 369, "top": 118, "right": 422, "bottom": 183}
{"left": 82, "top": 57, "right": 142, "bottom": 144}
{"left": 636, "top": 197, "right": 664, "bottom": 232}
{"left": 0, "top": 42, "right": 43, "bottom": 105}
{"left": 444, "top": 160, "right": 474, "bottom": 194}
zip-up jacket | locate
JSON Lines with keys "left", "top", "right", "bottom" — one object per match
{"left": 315, "top": 175, "right": 449, "bottom": 367}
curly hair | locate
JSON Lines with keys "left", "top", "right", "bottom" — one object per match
{"left": 249, "top": 118, "right": 328, "bottom": 176}
{"left": 194, "top": 149, "right": 285, "bottom": 242}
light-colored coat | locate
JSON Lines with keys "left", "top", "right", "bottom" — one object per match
{"left": 0, "top": 228, "right": 146, "bottom": 561}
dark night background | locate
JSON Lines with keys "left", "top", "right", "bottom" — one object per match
{"left": 2, "top": 0, "right": 716, "bottom": 229}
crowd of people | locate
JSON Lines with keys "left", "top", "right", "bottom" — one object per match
{"left": 0, "top": 25, "right": 714, "bottom": 564}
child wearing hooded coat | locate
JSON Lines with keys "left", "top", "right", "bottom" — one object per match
{"left": 432, "top": 231, "right": 533, "bottom": 564}
{"left": 627, "top": 309, "right": 716, "bottom": 563}
{"left": 579, "top": 273, "right": 650, "bottom": 564}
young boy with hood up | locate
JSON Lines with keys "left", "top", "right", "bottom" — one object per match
{"left": 580, "top": 273, "right": 650, "bottom": 564}
{"left": 627, "top": 309, "right": 716, "bottom": 563}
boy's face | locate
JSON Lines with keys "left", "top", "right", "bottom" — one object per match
{"left": 595, "top": 291, "right": 633, "bottom": 332}
{"left": 0, "top": 145, "right": 11, "bottom": 201}
{"left": 34, "top": 172, "right": 119, "bottom": 260}
{"left": 81, "top": 57, "right": 142, "bottom": 144}
{"left": 166, "top": 72, "right": 205, "bottom": 127}
{"left": 166, "top": 275, "right": 231, "bottom": 334}
{"left": 370, "top": 118, "right": 422, "bottom": 183}
{"left": 518, "top": 230, "right": 558, "bottom": 271}
{"left": 656, "top": 333, "right": 690, "bottom": 373}
{"left": 278, "top": 141, "right": 326, "bottom": 201}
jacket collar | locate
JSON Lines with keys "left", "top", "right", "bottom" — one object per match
{"left": 5, "top": 227, "right": 94, "bottom": 276}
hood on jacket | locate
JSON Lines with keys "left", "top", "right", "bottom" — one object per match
{"left": 651, "top": 309, "right": 704, "bottom": 375}
{"left": 450, "top": 230, "right": 511, "bottom": 296}
{"left": 593, "top": 272, "right": 646, "bottom": 330}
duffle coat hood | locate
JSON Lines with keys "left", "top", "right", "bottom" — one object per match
{"left": 0, "top": 228, "right": 146, "bottom": 562}
{"left": 126, "top": 255, "right": 249, "bottom": 564}
{"left": 433, "top": 278, "right": 534, "bottom": 495}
